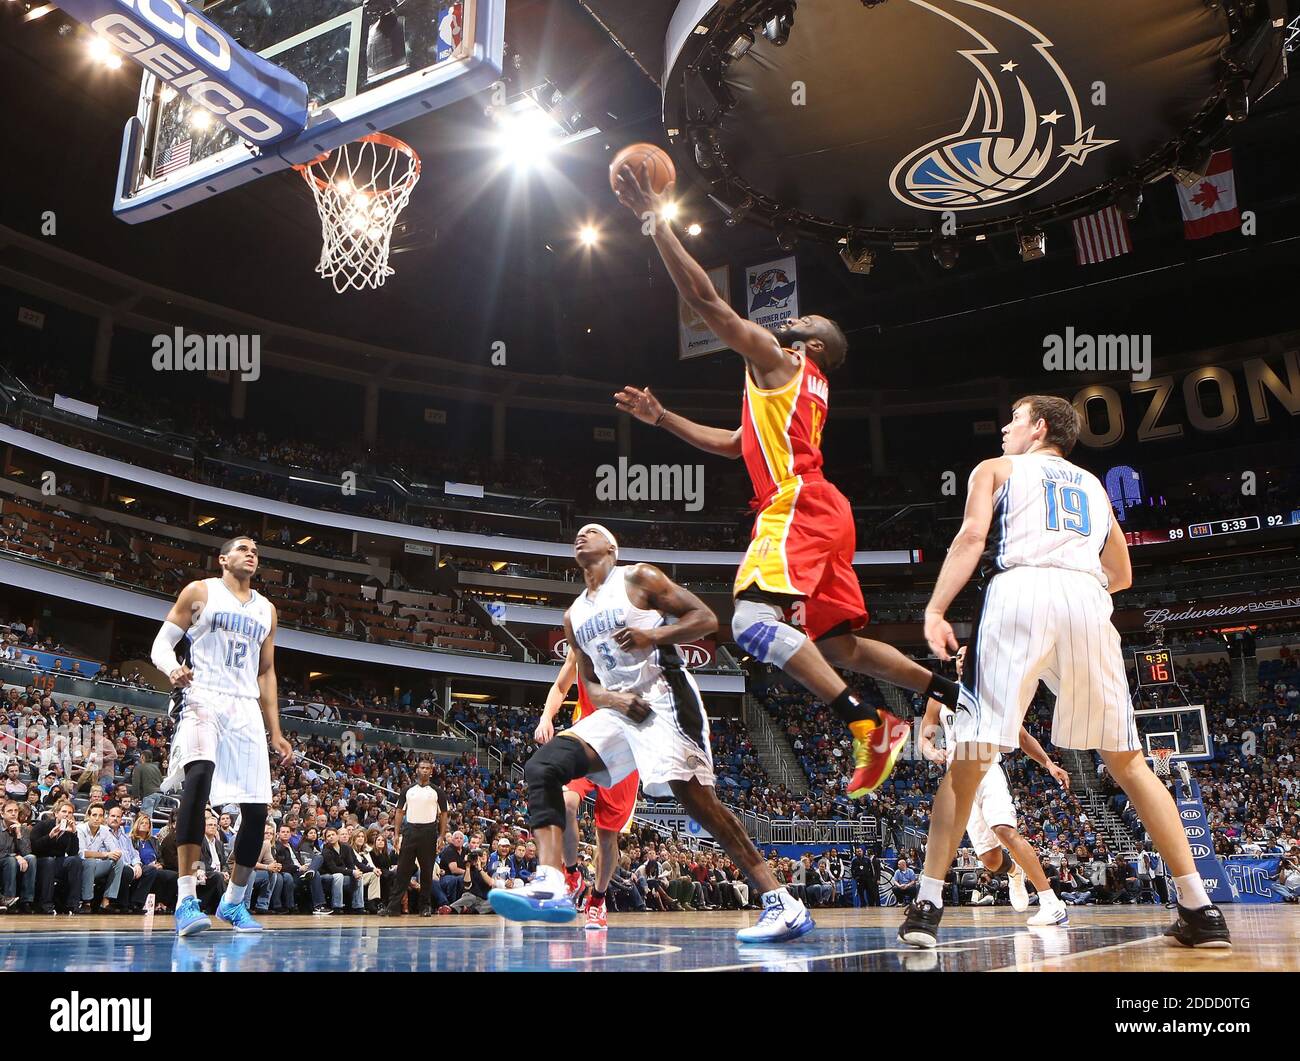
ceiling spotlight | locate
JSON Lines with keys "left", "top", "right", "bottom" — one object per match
{"left": 1115, "top": 182, "right": 1143, "bottom": 221}
{"left": 723, "top": 25, "right": 755, "bottom": 61}
{"left": 687, "top": 222, "right": 703, "bottom": 236}
{"left": 776, "top": 226, "right": 797, "bottom": 253}
{"left": 931, "top": 239, "right": 959, "bottom": 270}
{"left": 495, "top": 106, "right": 560, "bottom": 171}
{"left": 762, "top": 2, "right": 797, "bottom": 47}
{"left": 724, "top": 195, "right": 755, "bottom": 228}
{"left": 1172, "top": 142, "right": 1214, "bottom": 187}
{"left": 661, "top": 201, "right": 680, "bottom": 221}
{"left": 1018, "top": 227, "right": 1046, "bottom": 262}
{"left": 840, "top": 237, "right": 876, "bottom": 275}
{"left": 1223, "top": 78, "right": 1250, "bottom": 123}
{"left": 190, "top": 108, "right": 213, "bottom": 130}
{"left": 579, "top": 225, "right": 599, "bottom": 247}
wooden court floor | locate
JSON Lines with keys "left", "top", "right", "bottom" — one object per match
{"left": 1, "top": 905, "right": 1295, "bottom": 972}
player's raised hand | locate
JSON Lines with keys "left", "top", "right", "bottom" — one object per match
{"left": 614, "top": 385, "right": 664, "bottom": 426}
{"left": 614, "top": 161, "right": 673, "bottom": 219}
{"left": 924, "top": 611, "right": 958, "bottom": 661}
{"left": 1049, "top": 763, "right": 1071, "bottom": 791}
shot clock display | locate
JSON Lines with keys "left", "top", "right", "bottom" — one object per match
{"left": 1134, "top": 648, "right": 1176, "bottom": 687}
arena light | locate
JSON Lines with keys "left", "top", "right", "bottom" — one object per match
{"left": 723, "top": 25, "right": 755, "bottom": 61}
{"left": 1172, "top": 142, "right": 1214, "bottom": 187}
{"left": 661, "top": 200, "right": 680, "bottom": 221}
{"left": 1018, "top": 227, "right": 1046, "bottom": 262}
{"left": 931, "top": 239, "right": 959, "bottom": 270}
{"left": 762, "top": 2, "right": 797, "bottom": 46}
{"left": 686, "top": 222, "right": 703, "bottom": 236}
{"left": 494, "top": 105, "right": 560, "bottom": 171}
{"left": 1116, "top": 181, "right": 1143, "bottom": 220}
{"left": 578, "top": 224, "right": 599, "bottom": 247}
{"left": 190, "top": 108, "right": 213, "bottom": 131}
{"left": 840, "top": 237, "right": 876, "bottom": 274}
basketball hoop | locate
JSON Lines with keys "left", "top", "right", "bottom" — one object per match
{"left": 1152, "top": 749, "right": 1174, "bottom": 778}
{"left": 294, "top": 133, "right": 421, "bottom": 293}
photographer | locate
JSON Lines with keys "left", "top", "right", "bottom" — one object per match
{"left": 1271, "top": 857, "right": 1300, "bottom": 903}
{"left": 449, "top": 847, "right": 494, "bottom": 915}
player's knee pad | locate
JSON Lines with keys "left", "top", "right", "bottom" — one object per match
{"left": 176, "top": 760, "right": 214, "bottom": 847}
{"left": 525, "top": 738, "right": 589, "bottom": 831}
{"left": 732, "top": 598, "right": 807, "bottom": 667}
{"left": 994, "top": 848, "right": 1014, "bottom": 875}
{"left": 232, "top": 803, "right": 268, "bottom": 867}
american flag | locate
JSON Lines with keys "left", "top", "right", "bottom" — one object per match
{"left": 154, "top": 137, "right": 192, "bottom": 179}
{"left": 1071, "top": 205, "right": 1133, "bottom": 265}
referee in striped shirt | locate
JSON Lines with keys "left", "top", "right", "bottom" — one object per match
{"left": 381, "top": 760, "right": 448, "bottom": 917}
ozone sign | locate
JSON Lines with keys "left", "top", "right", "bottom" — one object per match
{"left": 59, "top": 0, "right": 308, "bottom": 145}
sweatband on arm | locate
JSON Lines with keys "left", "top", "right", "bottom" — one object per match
{"left": 151, "top": 621, "right": 185, "bottom": 676}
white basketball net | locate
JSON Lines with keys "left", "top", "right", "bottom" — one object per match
{"left": 296, "top": 133, "right": 421, "bottom": 293}
{"left": 1152, "top": 750, "right": 1173, "bottom": 777}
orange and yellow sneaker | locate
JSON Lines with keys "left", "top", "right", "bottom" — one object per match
{"left": 847, "top": 710, "right": 910, "bottom": 798}
{"left": 584, "top": 896, "right": 608, "bottom": 931}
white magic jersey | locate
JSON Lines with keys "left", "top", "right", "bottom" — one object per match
{"left": 982, "top": 453, "right": 1113, "bottom": 587}
{"left": 568, "top": 565, "right": 678, "bottom": 700}
{"left": 188, "top": 577, "right": 273, "bottom": 699}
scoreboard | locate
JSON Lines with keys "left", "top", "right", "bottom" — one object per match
{"left": 1124, "top": 511, "right": 1300, "bottom": 547}
{"left": 1133, "top": 648, "right": 1176, "bottom": 687}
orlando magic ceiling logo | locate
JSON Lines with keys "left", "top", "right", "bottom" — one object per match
{"left": 889, "top": 0, "right": 1115, "bottom": 212}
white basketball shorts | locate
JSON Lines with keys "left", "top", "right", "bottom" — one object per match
{"left": 162, "top": 689, "right": 273, "bottom": 806}
{"left": 953, "top": 566, "right": 1140, "bottom": 755}
{"left": 964, "top": 762, "right": 1017, "bottom": 856}
{"left": 563, "top": 681, "right": 715, "bottom": 799}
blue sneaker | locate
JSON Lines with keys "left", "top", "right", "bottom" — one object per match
{"left": 736, "top": 889, "right": 815, "bottom": 944}
{"left": 174, "top": 896, "right": 211, "bottom": 938}
{"left": 217, "top": 900, "right": 264, "bottom": 933}
{"left": 488, "top": 870, "right": 577, "bottom": 924}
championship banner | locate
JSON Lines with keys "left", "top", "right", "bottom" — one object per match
{"left": 1171, "top": 777, "right": 1236, "bottom": 905}
{"left": 545, "top": 630, "right": 717, "bottom": 670}
{"left": 57, "top": 0, "right": 309, "bottom": 148}
{"left": 679, "top": 265, "right": 731, "bottom": 359}
{"left": 746, "top": 256, "right": 799, "bottom": 330}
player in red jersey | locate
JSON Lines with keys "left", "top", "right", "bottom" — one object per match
{"left": 535, "top": 648, "right": 639, "bottom": 930}
{"left": 614, "top": 163, "right": 961, "bottom": 796}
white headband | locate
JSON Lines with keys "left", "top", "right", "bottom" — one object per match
{"left": 577, "top": 523, "right": 619, "bottom": 556}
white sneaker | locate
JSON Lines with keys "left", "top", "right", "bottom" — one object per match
{"left": 1008, "top": 863, "right": 1029, "bottom": 912}
{"left": 736, "top": 889, "right": 814, "bottom": 944}
{"left": 1027, "top": 896, "right": 1069, "bottom": 926}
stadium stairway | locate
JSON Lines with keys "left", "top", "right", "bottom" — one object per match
{"left": 1230, "top": 656, "right": 1260, "bottom": 705}
{"left": 741, "top": 695, "right": 810, "bottom": 796}
{"left": 1061, "top": 750, "right": 1141, "bottom": 857}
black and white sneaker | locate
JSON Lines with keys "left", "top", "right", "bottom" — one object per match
{"left": 898, "top": 899, "right": 943, "bottom": 949}
{"left": 1164, "top": 904, "right": 1231, "bottom": 948}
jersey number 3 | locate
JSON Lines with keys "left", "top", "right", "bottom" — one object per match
{"left": 1043, "top": 481, "right": 1091, "bottom": 536}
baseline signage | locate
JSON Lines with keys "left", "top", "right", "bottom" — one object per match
{"left": 1171, "top": 778, "right": 1236, "bottom": 905}
{"left": 1223, "top": 857, "right": 1284, "bottom": 905}
{"left": 636, "top": 808, "right": 713, "bottom": 840}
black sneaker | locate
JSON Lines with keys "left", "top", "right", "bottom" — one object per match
{"left": 898, "top": 900, "right": 943, "bottom": 949}
{"left": 1165, "top": 904, "right": 1231, "bottom": 948}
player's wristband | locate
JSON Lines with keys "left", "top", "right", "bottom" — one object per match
{"left": 654, "top": 409, "right": 667, "bottom": 426}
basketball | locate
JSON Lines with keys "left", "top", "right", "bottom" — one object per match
{"left": 609, "top": 143, "right": 676, "bottom": 196}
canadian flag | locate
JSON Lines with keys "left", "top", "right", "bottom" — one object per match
{"left": 1177, "top": 150, "right": 1241, "bottom": 240}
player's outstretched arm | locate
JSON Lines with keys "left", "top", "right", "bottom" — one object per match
{"left": 918, "top": 699, "right": 945, "bottom": 764}
{"left": 924, "top": 458, "right": 1004, "bottom": 659}
{"left": 614, "top": 385, "right": 742, "bottom": 458}
{"left": 1099, "top": 515, "right": 1133, "bottom": 594}
{"left": 614, "top": 162, "right": 786, "bottom": 376}
{"left": 258, "top": 606, "right": 292, "bottom": 767}
{"left": 1018, "top": 726, "right": 1071, "bottom": 789}
{"left": 537, "top": 650, "right": 578, "bottom": 743}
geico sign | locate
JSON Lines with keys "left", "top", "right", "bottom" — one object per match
{"left": 93, "top": 1, "right": 285, "bottom": 143}
{"left": 1073, "top": 350, "right": 1300, "bottom": 448}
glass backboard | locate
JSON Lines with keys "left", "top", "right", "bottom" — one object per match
{"left": 1132, "top": 703, "right": 1213, "bottom": 763}
{"left": 116, "top": 0, "right": 504, "bottom": 222}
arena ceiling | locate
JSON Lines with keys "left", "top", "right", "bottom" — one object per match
{"left": 1, "top": 0, "right": 1299, "bottom": 400}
